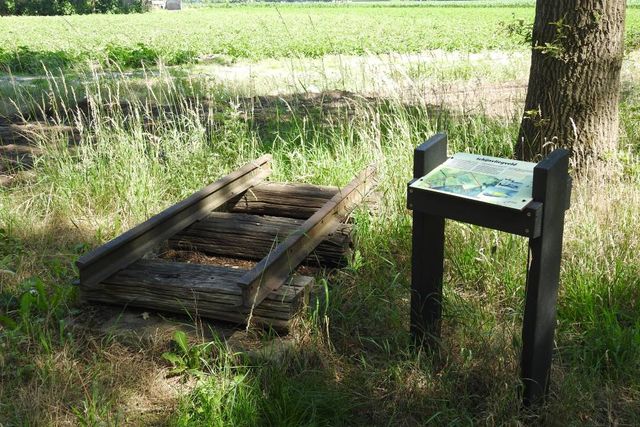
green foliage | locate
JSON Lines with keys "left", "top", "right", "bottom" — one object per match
{"left": 0, "top": 0, "right": 148, "bottom": 16}
{"left": 500, "top": 13, "right": 533, "bottom": 45}
{"left": 0, "top": 227, "right": 22, "bottom": 277}
{"left": 0, "top": 46, "right": 77, "bottom": 74}
{"left": 1, "top": 4, "right": 639, "bottom": 73}
{"left": 0, "top": 34, "right": 639, "bottom": 423}
{"left": 560, "top": 260, "right": 640, "bottom": 380}
{"left": 162, "top": 330, "right": 218, "bottom": 376}
{"left": 627, "top": 28, "right": 640, "bottom": 52}
{"left": 0, "top": 274, "right": 73, "bottom": 387}
{"left": 174, "top": 370, "right": 260, "bottom": 427}
{"left": 104, "top": 42, "right": 198, "bottom": 68}
{"left": 174, "top": 364, "right": 353, "bottom": 427}
{"left": 534, "top": 16, "right": 572, "bottom": 60}
{"left": 3, "top": 276, "right": 71, "bottom": 336}
{"left": 105, "top": 42, "right": 161, "bottom": 68}
{"left": 0, "top": 4, "right": 538, "bottom": 72}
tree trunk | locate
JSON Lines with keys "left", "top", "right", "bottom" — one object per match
{"left": 516, "top": 0, "right": 626, "bottom": 165}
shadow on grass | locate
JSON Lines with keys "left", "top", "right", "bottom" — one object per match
{"left": 1, "top": 88, "right": 519, "bottom": 192}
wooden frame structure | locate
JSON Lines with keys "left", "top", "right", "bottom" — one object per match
{"left": 77, "top": 155, "right": 273, "bottom": 288}
{"left": 238, "top": 165, "right": 377, "bottom": 308}
{"left": 407, "top": 134, "right": 571, "bottom": 405}
{"left": 77, "top": 157, "right": 376, "bottom": 328}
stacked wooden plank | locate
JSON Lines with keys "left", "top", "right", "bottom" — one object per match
{"left": 87, "top": 260, "right": 311, "bottom": 329}
{"left": 77, "top": 156, "right": 376, "bottom": 329}
{"left": 168, "top": 212, "right": 352, "bottom": 268}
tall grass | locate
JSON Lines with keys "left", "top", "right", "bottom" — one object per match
{"left": 1, "top": 63, "right": 639, "bottom": 424}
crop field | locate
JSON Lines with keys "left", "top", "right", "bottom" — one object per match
{"left": 1, "top": 3, "right": 640, "bottom": 73}
{"left": 1, "top": 2, "right": 640, "bottom": 426}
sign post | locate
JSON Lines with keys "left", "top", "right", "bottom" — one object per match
{"left": 407, "top": 133, "right": 571, "bottom": 405}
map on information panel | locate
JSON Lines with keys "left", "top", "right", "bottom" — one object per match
{"left": 410, "top": 153, "right": 536, "bottom": 210}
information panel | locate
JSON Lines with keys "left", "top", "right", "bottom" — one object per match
{"left": 410, "top": 153, "right": 536, "bottom": 210}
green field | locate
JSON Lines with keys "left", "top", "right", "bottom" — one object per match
{"left": 1, "top": 3, "right": 640, "bottom": 426}
{"left": 1, "top": 4, "right": 639, "bottom": 73}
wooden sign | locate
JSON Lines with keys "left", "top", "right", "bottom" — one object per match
{"left": 407, "top": 133, "right": 571, "bottom": 406}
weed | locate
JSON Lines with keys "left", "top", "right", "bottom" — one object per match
{"left": 500, "top": 13, "right": 533, "bottom": 46}
{"left": 163, "top": 330, "right": 218, "bottom": 377}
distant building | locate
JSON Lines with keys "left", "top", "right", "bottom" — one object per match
{"left": 165, "top": 0, "right": 181, "bottom": 10}
{"left": 151, "top": 0, "right": 181, "bottom": 9}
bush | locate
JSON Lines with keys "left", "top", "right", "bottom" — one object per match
{"left": 0, "top": 46, "right": 77, "bottom": 73}
{"left": 0, "top": 0, "right": 150, "bottom": 16}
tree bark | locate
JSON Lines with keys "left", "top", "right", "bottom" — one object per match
{"left": 516, "top": 0, "right": 626, "bottom": 165}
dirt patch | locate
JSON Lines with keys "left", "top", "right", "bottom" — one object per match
{"left": 420, "top": 81, "right": 527, "bottom": 117}
{"left": 69, "top": 303, "right": 297, "bottom": 366}
{"left": 159, "top": 249, "right": 258, "bottom": 270}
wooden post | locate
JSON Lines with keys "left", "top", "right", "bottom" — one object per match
{"left": 407, "top": 135, "right": 571, "bottom": 405}
{"left": 521, "top": 149, "right": 570, "bottom": 405}
{"left": 410, "top": 134, "right": 447, "bottom": 346}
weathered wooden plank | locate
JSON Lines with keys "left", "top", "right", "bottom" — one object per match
{"left": 76, "top": 155, "right": 272, "bottom": 288}
{"left": 0, "top": 144, "right": 43, "bottom": 156}
{"left": 229, "top": 182, "right": 339, "bottom": 219}
{"left": 0, "top": 123, "right": 80, "bottom": 146}
{"left": 82, "top": 259, "right": 311, "bottom": 329}
{"left": 168, "top": 212, "right": 352, "bottom": 267}
{"left": 239, "top": 165, "right": 377, "bottom": 308}
{"left": 98, "top": 259, "right": 302, "bottom": 302}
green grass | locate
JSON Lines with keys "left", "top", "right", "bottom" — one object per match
{"left": 0, "top": 5, "right": 531, "bottom": 72}
{"left": 3, "top": 3, "right": 639, "bottom": 74}
{"left": 0, "top": 59, "right": 639, "bottom": 424}
{"left": 0, "top": 3, "right": 638, "bottom": 73}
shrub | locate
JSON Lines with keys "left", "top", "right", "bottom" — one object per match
{"left": 0, "top": 0, "right": 150, "bottom": 16}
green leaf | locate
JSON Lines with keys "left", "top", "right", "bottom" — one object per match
{"left": 168, "top": 367, "right": 186, "bottom": 376}
{"left": 33, "top": 278, "right": 49, "bottom": 311}
{"left": 20, "top": 292, "right": 34, "bottom": 320}
{"left": 187, "top": 368, "right": 205, "bottom": 379}
{"left": 0, "top": 315, "right": 18, "bottom": 330}
{"left": 162, "top": 351, "right": 183, "bottom": 366}
{"left": 174, "top": 330, "right": 189, "bottom": 354}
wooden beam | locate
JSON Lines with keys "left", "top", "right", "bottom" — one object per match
{"left": 229, "top": 182, "right": 339, "bottom": 219}
{"left": 168, "top": 212, "right": 353, "bottom": 268}
{"left": 238, "top": 165, "right": 377, "bottom": 308}
{"left": 408, "top": 189, "right": 543, "bottom": 238}
{"left": 76, "top": 155, "right": 272, "bottom": 288}
{"left": 84, "top": 259, "right": 311, "bottom": 329}
{"left": 521, "top": 149, "right": 570, "bottom": 405}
